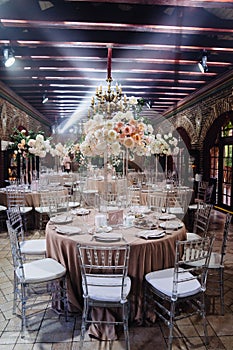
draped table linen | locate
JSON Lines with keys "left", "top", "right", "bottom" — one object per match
{"left": 45, "top": 210, "right": 187, "bottom": 338}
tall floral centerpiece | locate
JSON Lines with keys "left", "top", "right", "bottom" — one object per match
{"left": 8, "top": 128, "right": 51, "bottom": 183}
{"left": 50, "top": 141, "right": 87, "bottom": 172}
{"left": 150, "top": 132, "right": 179, "bottom": 182}
{"left": 80, "top": 47, "right": 179, "bottom": 200}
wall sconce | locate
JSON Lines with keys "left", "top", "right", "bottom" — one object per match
{"left": 198, "top": 50, "right": 208, "bottom": 73}
{"left": 2, "top": 47, "right": 15, "bottom": 68}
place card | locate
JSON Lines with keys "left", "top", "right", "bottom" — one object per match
{"left": 108, "top": 209, "right": 124, "bottom": 226}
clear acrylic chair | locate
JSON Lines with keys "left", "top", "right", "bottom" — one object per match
{"left": 148, "top": 192, "right": 167, "bottom": 213}
{"left": 6, "top": 184, "right": 33, "bottom": 230}
{"left": 186, "top": 202, "right": 212, "bottom": 241}
{"left": 34, "top": 190, "right": 58, "bottom": 229}
{"left": 189, "top": 182, "right": 213, "bottom": 210}
{"left": 186, "top": 213, "right": 232, "bottom": 315}
{"left": 0, "top": 204, "right": 7, "bottom": 232}
{"left": 7, "top": 206, "right": 46, "bottom": 259}
{"left": 144, "top": 236, "right": 215, "bottom": 350}
{"left": 77, "top": 244, "right": 131, "bottom": 350}
{"left": 6, "top": 220, "right": 68, "bottom": 338}
{"left": 166, "top": 188, "right": 188, "bottom": 220}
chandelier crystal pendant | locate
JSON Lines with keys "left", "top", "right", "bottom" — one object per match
{"left": 89, "top": 47, "right": 130, "bottom": 117}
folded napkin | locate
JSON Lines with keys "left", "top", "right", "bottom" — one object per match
{"left": 93, "top": 232, "right": 123, "bottom": 241}
{"left": 136, "top": 229, "right": 165, "bottom": 240}
{"left": 159, "top": 221, "right": 183, "bottom": 230}
{"left": 50, "top": 215, "right": 73, "bottom": 224}
{"left": 56, "top": 225, "right": 81, "bottom": 235}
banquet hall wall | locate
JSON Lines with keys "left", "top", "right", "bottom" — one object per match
{"left": 0, "top": 81, "right": 51, "bottom": 187}
{"left": 161, "top": 70, "right": 233, "bottom": 181}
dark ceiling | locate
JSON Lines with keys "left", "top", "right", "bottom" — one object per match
{"left": 0, "top": 0, "right": 233, "bottom": 130}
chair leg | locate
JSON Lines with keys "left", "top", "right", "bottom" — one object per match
{"left": 168, "top": 301, "right": 175, "bottom": 350}
{"left": 13, "top": 273, "right": 17, "bottom": 315}
{"left": 123, "top": 302, "right": 130, "bottom": 350}
{"left": 21, "top": 283, "right": 27, "bottom": 338}
{"left": 219, "top": 268, "right": 225, "bottom": 316}
{"left": 79, "top": 298, "right": 88, "bottom": 350}
{"left": 201, "top": 294, "right": 209, "bottom": 346}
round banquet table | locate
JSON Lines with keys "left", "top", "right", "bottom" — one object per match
{"left": 0, "top": 187, "right": 68, "bottom": 208}
{"left": 45, "top": 209, "right": 187, "bottom": 338}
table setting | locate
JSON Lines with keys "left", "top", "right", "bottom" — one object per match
{"left": 45, "top": 201, "right": 187, "bottom": 340}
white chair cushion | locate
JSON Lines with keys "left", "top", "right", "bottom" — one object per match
{"left": 168, "top": 207, "right": 184, "bottom": 214}
{"left": 186, "top": 252, "right": 221, "bottom": 269}
{"left": 186, "top": 232, "right": 202, "bottom": 241}
{"left": 19, "top": 206, "right": 33, "bottom": 214}
{"left": 17, "top": 258, "right": 66, "bottom": 283}
{"left": 34, "top": 206, "right": 50, "bottom": 214}
{"left": 20, "top": 239, "right": 46, "bottom": 255}
{"left": 188, "top": 204, "right": 198, "bottom": 210}
{"left": 145, "top": 267, "right": 201, "bottom": 298}
{"left": 68, "top": 201, "right": 80, "bottom": 208}
{"left": 83, "top": 276, "right": 131, "bottom": 302}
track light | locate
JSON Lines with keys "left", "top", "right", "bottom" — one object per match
{"left": 3, "top": 47, "right": 15, "bottom": 68}
{"left": 42, "top": 94, "right": 48, "bottom": 104}
{"left": 198, "top": 50, "right": 208, "bottom": 73}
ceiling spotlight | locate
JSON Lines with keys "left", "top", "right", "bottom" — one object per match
{"left": 198, "top": 50, "right": 208, "bottom": 73}
{"left": 42, "top": 94, "right": 48, "bottom": 104}
{"left": 3, "top": 47, "right": 15, "bottom": 68}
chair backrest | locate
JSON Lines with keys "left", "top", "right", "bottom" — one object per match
{"left": 204, "top": 184, "right": 214, "bottom": 204}
{"left": 6, "top": 220, "right": 25, "bottom": 278}
{"left": 193, "top": 202, "right": 212, "bottom": 236}
{"left": 196, "top": 182, "right": 213, "bottom": 204}
{"left": 173, "top": 235, "right": 215, "bottom": 301}
{"left": 220, "top": 213, "right": 232, "bottom": 266}
{"left": 7, "top": 206, "right": 25, "bottom": 241}
{"left": 148, "top": 192, "right": 167, "bottom": 212}
{"left": 55, "top": 192, "right": 70, "bottom": 214}
{"left": 6, "top": 185, "right": 27, "bottom": 208}
{"left": 39, "top": 190, "right": 58, "bottom": 217}
{"left": 77, "top": 244, "right": 130, "bottom": 301}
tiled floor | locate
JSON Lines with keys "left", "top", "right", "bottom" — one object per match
{"left": 0, "top": 209, "right": 233, "bottom": 350}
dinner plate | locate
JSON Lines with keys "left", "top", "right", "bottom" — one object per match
{"left": 134, "top": 222, "right": 157, "bottom": 230}
{"left": 73, "top": 208, "right": 90, "bottom": 215}
{"left": 159, "top": 221, "right": 184, "bottom": 230}
{"left": 93, "top": 232, "right": 123, "bottom": 242}
{"left": 159, "top": 214, "right": 176, "bottom": 220}
{"left": 136, "top": 229, "right": 165, "bottom": 240}
{"left": 50, "top": 215, "right": 73, "bottom": 224}
{"left": 130, "top": 206, "right": 151, "bottom": 215}
{"left": 56, "top": 225, "right": 81, "bottom": 235}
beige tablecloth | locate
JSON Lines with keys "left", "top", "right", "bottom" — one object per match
{"left": 46, "top": 210, "right": 187, "bottom": 338}
{"left": 0, "top": 187, "right": 68, "bottom": 207}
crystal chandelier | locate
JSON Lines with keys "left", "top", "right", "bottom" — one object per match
{"left": 89, "top": 47, "right": 130, "bottom": 117}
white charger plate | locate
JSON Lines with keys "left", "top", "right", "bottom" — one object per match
{"left": 50, "top": 215, "right": 73, "bottom": 224}
{"left": 93, "top": 232, "right": 122, "bottom": 242}
{"left": 159, "top": 214, "right": 176, "bottom": 220}
{"left": 73, "top": 208, "right": 90, "bottom": 215}
{"left": 159, "top": 221, "right": 183, "bottom": 230}
{"left": 56, "top": 225, "right": 81, "bottom": 235}
{"left": 130, "top": 206, "right": 151, "bottom": 214}
{"left": 136, "top": 229, "right": 165, "bottom": 239}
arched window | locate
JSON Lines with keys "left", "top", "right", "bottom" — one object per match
{"left": 209, "top": 118, "right": 233, "bottom": 211}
